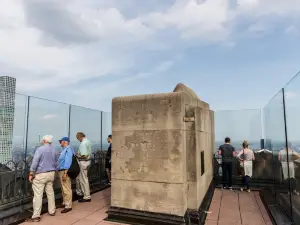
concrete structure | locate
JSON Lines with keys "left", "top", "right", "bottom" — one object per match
{"left": 0, "top": 76, "right": 16, "bottom": 165}
{"left": 108, "top": 83, "right": 214, "bottom": 224}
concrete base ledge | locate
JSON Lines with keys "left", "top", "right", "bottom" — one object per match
{"left": 106, "top": 207, "right": 187, "bottom": 225}
{"left": 106, "top": 180, "right": 215, "bottom": 225}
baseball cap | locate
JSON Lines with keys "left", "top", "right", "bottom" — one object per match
{"left": 59, "top": 137, "right": 70, "bottom": 143}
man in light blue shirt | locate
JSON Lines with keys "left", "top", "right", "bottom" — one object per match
{"left": 27, "top": 135, "right": 56, "bottom": 222}
{"left": 57, "top": 137, "right": 74, "bottom": 213}
{"left": 76, "top": 132, "right": 92, "bottom": 202}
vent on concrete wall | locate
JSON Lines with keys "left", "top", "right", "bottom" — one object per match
{"left": 201, "top": 151, "right": 204, "bottom": 176}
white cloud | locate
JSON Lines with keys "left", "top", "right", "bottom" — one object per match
{"left": 0, "top": 0, "right": 300, "bottom": 110}
{"left": 40, "top": 114, "right": 58, "bottom": 120}
{"left": 285, "top": 25, "right": 300, "bottom": 36}
{"left": 237, "top": 0, "right": 300, "bottom": 17}
{"left": 71, "top": 59, "right": 177, "bottom": 105}
{"left": 285, "top": 91, "right": 297, "bottom": 99}
{"left": 142, "top": 0, "right": 232, "bottom": 41}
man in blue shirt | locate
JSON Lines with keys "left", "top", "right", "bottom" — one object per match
{"left": 58, "top": 137, "right": 74, "bottom": 213}
{"left": 27, "top": 135, "right": 56, "bottom": 222}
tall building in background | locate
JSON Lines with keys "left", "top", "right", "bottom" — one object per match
{"left": 0, "top": 76, "right": 16, "bottom": 165}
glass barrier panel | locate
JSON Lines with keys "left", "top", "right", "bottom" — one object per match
{"left": 27, "top": 97, "right": 69, "bottom": 195}
{"left": 0, "top": 92, "right": 28, "bottom": 208}
{"left": 264, "top": 89, "right": 292, "bottom": 218}
{"left": 69, "top": 106, "right": 101, "bottom": 153}
{"left": 284, "top": 71, "right": 300, "bottom": 222}
{"left": 102, "top": 111, "right": 112, "bottom": 152}
{"left": 69, "top": 105, "right": 103, "bottom": 186}
{"left": 214, "top": 109, "right": 262, "bottom": 188}
{"left": 101, "top": 111, "right": 111, "bottom": 183}
{"left": 215, "top": 109, "right": 262, "bottom": 149}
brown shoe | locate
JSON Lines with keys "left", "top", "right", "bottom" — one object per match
{"left": 61, "top": 208, "right": 72, "bottom": 214}
{"left": 25, "top": 217, "right": 41, "bottom": 222}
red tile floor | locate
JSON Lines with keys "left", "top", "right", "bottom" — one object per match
{"left": 21, "top": 187, "right": 273, "bottom": 225}
{"left": 205, "top": 188, "right": 273, "bottom": 225}
{"left": 21, "top": 188, "right": 125, "bottom": 225}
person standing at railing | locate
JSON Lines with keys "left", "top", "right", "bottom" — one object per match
{"left": 26, "top": 135, "right": 56, "bottom": 223}
{"left": 75, "top": 132, "right": 92, "bottom": 202}
{"left": 218, "top": 137, "right": 236, "bottom": 190}
{"left": 278, "top": 142, "right": 300, "bottom": 195}
{"left": 105, "top": 134, "right": 112, "bottom": 185}
{"left": 57, "top": 137, "right": 74, "bottom": 213}
{"left": 237, "top": 140, "right": 255, "bottom": 192}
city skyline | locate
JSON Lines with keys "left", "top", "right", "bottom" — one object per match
{"left": 2, "top": 82, "right": 300, "bottom": 167}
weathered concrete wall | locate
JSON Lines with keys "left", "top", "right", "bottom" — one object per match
{"left": 111, "top": 84, "right": 214, "bottom": 216}
{"left": 185, "top": 105, "right": 214, "bottom": 209}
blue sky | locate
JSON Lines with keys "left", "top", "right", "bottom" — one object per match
{"left": 1, "top": 0, "right": 300, "bottom": 145}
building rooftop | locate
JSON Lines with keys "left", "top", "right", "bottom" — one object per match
{"left": 20, "top": 188, "right": 123, "bottom": 225}
{"left": 206, "top": 188, "right": 272, "bottom": 225}
{"left": 19, "top": 187, "right": 273, "bottom": 225}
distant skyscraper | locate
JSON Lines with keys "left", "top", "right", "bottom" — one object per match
{"left": 0, "top": 76, "right": 16, "bottom": 165}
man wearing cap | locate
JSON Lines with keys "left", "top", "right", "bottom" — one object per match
{"left": 58, "top": 137, "right": 74, "bottom": 213}
{"left": 27, "top": 135, "right": 56, "bottom": 222}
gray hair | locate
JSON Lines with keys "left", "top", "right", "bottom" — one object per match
{"left": 42, "top": 135, "right": 53, "bottom": 144}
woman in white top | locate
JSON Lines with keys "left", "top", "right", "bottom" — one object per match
{"left": 237, "top": 140, "right": 255, "bottom": 192}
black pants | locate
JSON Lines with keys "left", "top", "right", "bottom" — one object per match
{"left": 222, "top": 162, "right": 233, "bottom": 188}
{"left": 105, "top": 159, "right": 111, "bottom": 171}
{"left": 243, "top": 175, "right": 250, "bottom": 189}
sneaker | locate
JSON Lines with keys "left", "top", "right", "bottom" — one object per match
{"left": 294, "top": 190, "right": 299, "bottom": 195}
{"left": 222, "top": 186, "right": 227, "bottom": 190}
{"left": 229, "top": 187, "right": 233, "bottom": 190}
{"left": 240, "top": 187, "right": 244, "bottom": 192}
{"left": 247, "top": 189, "right": 251, "bottom": 193}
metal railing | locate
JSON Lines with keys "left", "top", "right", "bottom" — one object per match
{"left": 0, "top": 150, "right": 108, "bottom": 211}
{"left": 214, "top": 70, "right": 300, "bottom": 223}
{"left": 213, "top": 150, "right": 280, "bottom": 187}
{"left": 0, "top": 89, "right": 112, "bottom": 216}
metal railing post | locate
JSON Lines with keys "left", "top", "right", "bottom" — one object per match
{"left": 100, "top": 111, "right": 103, "bottom": 184}
{"left": 68, "top": 104, "right": 71, "bottom": 140}
{"left": 282, "top": 88, "right": 294, "bottom": 220}
{"left": 21, "top": 95, "right": 30, "bottom": 211}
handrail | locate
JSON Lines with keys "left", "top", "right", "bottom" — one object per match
{"left": 0, "top": 150, "right": 107, "bottom": 210}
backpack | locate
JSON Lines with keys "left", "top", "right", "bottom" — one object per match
{"left": 67, "top": 153, "right": 80, "bottom": 179}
